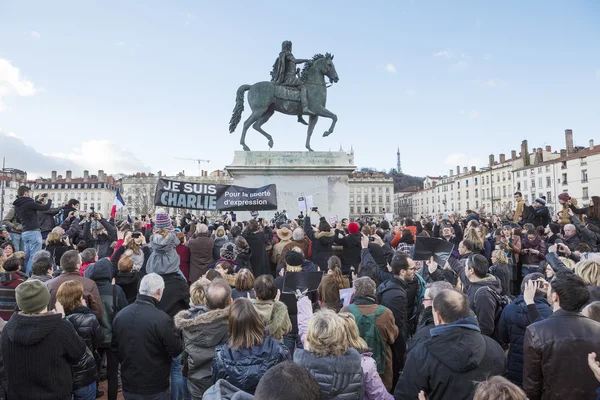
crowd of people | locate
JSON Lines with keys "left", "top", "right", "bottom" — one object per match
{"left": 0, "top": 185, "right": 600, "bottom": 399}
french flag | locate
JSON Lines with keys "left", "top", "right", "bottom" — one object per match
{"left": 110, "top": 189, "right": 125, "bottom": 219}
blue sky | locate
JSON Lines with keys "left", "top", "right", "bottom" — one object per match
{"left": 0, "top": 0, "right": 599, "bottom": 178}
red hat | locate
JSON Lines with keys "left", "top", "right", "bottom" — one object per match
{"left": 558, "top": 193, "right": 571, "bottom": 202}
{"left": 348, "top": 222, "right": 360, "bottom": 235}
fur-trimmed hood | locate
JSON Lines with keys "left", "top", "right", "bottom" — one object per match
{"left": 252, "top": 299, "right": 291, "bottom": 341}
{"left": 174, "top": 305, "right": 230, "bottom": 330}
{"left": 315, "top": 230, "right": 335, "bottom": 239}
{"left": 221, "top": 273, "right": 237, "bottom": 287}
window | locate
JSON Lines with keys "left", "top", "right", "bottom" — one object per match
{"left": 562, "top": 173, "right": 568, "bottom": 185}
{"left": 486, "top": 176, "right": 489, "bottom": 184}
{"left": 378, "top": 196, "right": 382, "bottom": 202}
{"left": 476, "top": 201, "right": 479, "bottom": 208}
{"left": 466, "top": 202, "right": 470, "bottom": 210}
{"left": 516, "top": 171, "right": 521, "bottom": 178}
{"left": 582, "top": 169, "right": 588, "bottom": 183}
{"left": 561, "top": 161, "right": 567, "bottom": 169}
{"left": 371, "top": 188, "right": 375, "bottom": 193}
{"left": 583, "top": 187, "right": 589, "bottom": 200}
{"left": 546, "top": 192, "right": 552, "bottom": 204}
{"left": 503, "top": 186, "right": 507, "bottom": 197}
{"left": 350, "top": 206, "right": 354, "bottom": 214}
{"left": 371, "top": 195, "right": 376, "bottom": 203}
{"left": 58, "top": 193, "right": 62, "bottom": 201}
{"left": 475, "top": 189, "right": 478, "bottom": 198}
{"left": 83, "top": 203, "right": 87, "bottom": 210}
{"left": 466, "top": 180, "right": 469, "bottom": 187}
{"left": 386, "top": 188, "right": 390, "bottom": 193}
{"left": 97, "top": 203, "right": 101, "bottom": 211}
{"left": 581, "top": 157, "right": 588, "bottom": 166}
{"left": 531, "top": 179, "right": 535, "bottom": 189}
{"left": 350, "top": 196, "right": 354, "bottom": 202}
{"left": 502, "top": 172, "right": 506, "bottom": 181}
{"left": 475, "top": 178, "right": 478, "bottom": 186}
{"left": 525, "top": 194, "right": 529, "bottom": 202}
{"left": 357, "top": 196, "right": 361, "bottom": 203}
{"left": 523, "top": 181, "right": 528, "bottom": 190}
{"left": 487, "top": 188, "right": 490, "bottom": 198}
{"left": 546, "top": 165, "right": 551, "bottom": 172}
{"left": 457, "top": 192, "right": 461, "bottom": 200}
{"left": 546, "top": 176, "right": 552, "bottom": 187}
{"left": 386, "top": 195, "right": 390, "bottom": 203}
{"left": 466, "top": 190, "right": 469, "bottom": 199}
{"left": 508, "top": 173, "right": 511, "bottom": 180}
{"left": 364, "top": 195, "right": 368, "bottom": 203}
{"left": 523, "top": 170, "right": 527, "bottom": 177}
{"left": 538, "top": 178, "right": 543, "bottom": 188}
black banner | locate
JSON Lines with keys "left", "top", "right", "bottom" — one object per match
{"left": 153, "top": 178, "right": 277, "bottom": 211}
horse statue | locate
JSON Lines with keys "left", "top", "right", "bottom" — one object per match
{"left": 228, "top": 53, "right": 339, "bottom": 151}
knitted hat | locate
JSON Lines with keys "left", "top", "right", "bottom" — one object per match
{"left": 16, "top": 279, "right": 50, "bottom": 314}
{"left": 348, "top": 222, "right": 360, "bottom": 235}
{"left": 535, "top": 197, "right": 546, "bottom": 206}
{"left": 154, "top": 208, "right": 173, "bottom": 231}
{"left": 558, "top": 193, "right": 571, "bottom": 202}
{"left": 284, "top": 251, "right": 304, "bottom": 267}
{"left": 220, "top": 243, "right": 235, "bottom": 260}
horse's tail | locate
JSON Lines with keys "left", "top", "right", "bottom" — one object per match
{"left": 229, "top": 84, "right": 251, "bottom": 133}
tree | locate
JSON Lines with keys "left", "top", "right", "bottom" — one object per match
{"left": 122, "top": 177, "right": 159, "bottom": 217}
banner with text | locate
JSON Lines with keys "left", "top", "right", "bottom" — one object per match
{"left": 154, "top": 178, "right": 277, "bottom": 211}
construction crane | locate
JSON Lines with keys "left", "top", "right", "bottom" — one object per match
{"left": 173, "top": 158, "right": 210, "bottom": 176}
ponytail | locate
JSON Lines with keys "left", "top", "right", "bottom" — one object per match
{"left": 327, "top": 256, "right": 345, "bottom": 289}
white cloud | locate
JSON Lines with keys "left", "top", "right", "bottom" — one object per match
{"left": 385, "top": 63, "right": 396, "bottom": 73}
{"left": 453, "top": 53, "right": 471, "bottom": 69}
{"left": 468, "top": 110, "right": 480, "bottom": 119}
{"left": 0, "top": 59, "right": 37, "bottom": 111}
{"left": 115, "top": 41, "right": 125, "bottom": 47}
{"left": 444, "top": 153, "right": 483, "bottom": 169}
{"left": 484, "top": 53, "right": 494, "bottom": 61}
{"left": 30, "top": 31, "right": 41, "bottom": 40}
{"left": 404, "top": 89, "right": 416, "bottom": 96}
{"left": 433, "top": 50, "right": 455, "bottom": 59}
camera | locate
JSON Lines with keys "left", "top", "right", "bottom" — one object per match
{"left": 369, "top": 236, "right": 375, "bottom": 242}
{"left": 311, "top": 207, "right": 318, "bottom": 212}
{"left": 89, "top": 206, "right": 96, "bottom": 219}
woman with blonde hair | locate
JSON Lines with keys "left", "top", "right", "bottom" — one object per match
{"left": 473, "top": 376, "right": 527, "bottom": 400}
{"left": 111, "top": 231, "right": 150, "bottom": 276}
{"left": 490, "top": 249, "right": 512, "bottom": 295}
{"left": 575, "top": 260, "right": 600, "bottom": 302}
{"left": 296, "top": 297, "right": 364, "bottom": 398}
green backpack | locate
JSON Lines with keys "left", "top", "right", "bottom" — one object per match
{"left": 347, "top": 304, "right": 387, "bottom": 374}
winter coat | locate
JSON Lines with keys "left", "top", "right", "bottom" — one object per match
{"left": 147, "top": 231, "right": 181, "bottom": 275}
{"left": 176, "top": 244, "right": 191, "bottom": 281}
{"left": 529, "top": 206, "right": 551, "bottom": 228}
{"left": 45, "top": 243, "right": 69, "bottom": 268}
{"left": 116, "top": 271, "right": 141, "bottom": 305}
{"left": 563, "top": 233, "right": 581, "bottom": 251}
{"left": 157, "top": 272, "right": 190, "bottom": 318}
{"left": 46, "top": 271, "right": 103, "bottom": 321}
{"left": 234, "top": 246, "right": 253, "bottom": 273}
{"left": 318, "top": 273, "right": 350, "bottom": 312}
{"left": 497, "top": 295, "right": 552, "bottom": 386}
{"left": 280, "top": 238, "right": 312, "bottom": 264}
{"left": 304, "top": 216, "right": 334, "bottom": 270}
{"left": 521, "top": 236, "right": 546, "bottom": 266}
{"left": 376, "top": 275, "right": 408, "bottom": 369}
{"left": 1, "top": 312, "right": 86, "bottom": 400}
{"left": 341, "top": 294, "right": 398, "bottom": 391}
{"left": 38, "top": 207, "right": 62, "bottom": 234}
{"left": 188, "top": 232, "right": 214, "bottom": 282}
{"left": 243, "top": 230, "right": 270, "bottom": 277}
{"left": 212, "top": 336, "right": 290, "bottom": 394}
{"left": 406, "top": 306, "right": 435, "bottom": 355}
{"left": 524, "top": 309, "right": 600, "bottom": 400}
{"left": 2, "top": 207, "right": 22, "bottom": 234}
{"left": 212, "top": 235, "right": 231, "bottom": 261}
{"left": 65, "top": 305, "right": 104, "bottom": 389}
{"left": 174, "top": 305, "right": 230, "bottom": 396}
{"left": 82, "top": 218, "right": 117, "bottom": 259}
{"left": 0, "top": 272, "right": 26, "bottom": 321}
{"left": 112, "top": 294, "right": 183, "bottom": 395}
{"left": 251, "top": 299, "right": 291, "bottom": 342}
{"left": 202, "top": 380, "right": 253, "bottom": 400}
{"left": 13, "top": 197, "right": 52, "bottom": 232}
{"left": 271, "top": 238, "right": 291, "bottom": 267}
{"left": 84, "top": 259, "right": 128, "bottom": 347}
{"left": 294, "top": 348, "right": 364, "bottom": 400}
{"left": 464, "top": 274, "right": 503, "bottom": 336}
{"left": 572, "top": 215, "right": 600, "bottom": 252}
{"left": 111, "top": 245, "right": 152, "bottom": 278}
{"left": 395, "top": 317, "right": 506, "bottom": 400}
{"left": 489, "top": 262, "right": 512, "bottom": 296}
{"left": 333, "top": 231, "right": 362, "bottom": 275}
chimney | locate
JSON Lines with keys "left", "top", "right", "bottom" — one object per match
{"left": 590, "top": 140, "right": 595, "bottom": 150}
{"left": 456, "top": 165, "right": 460, "bottom": 176}
{"left": 499, "top": 153, "right": 506, "bottom": 163}
{"left": 534, "top": 148, "right": 543, "bottom": 164}
{"left": 57, "top": 175, "right": 63, "bottom": 181}
{"left": 83, "top": 170, "right": 89, "bottom": 182}
{"left": 98, "top": 170, "right": 105, "bottom": 181}
{"left": 471, "top": 166, "right": 476, "bottom": 173}
{"left": 449, "top": 169, "right": 454, "bottom": 176}
{"left": 560, "top": 149, "right": 567, "bottom": 158}
{"left": 511, "top": 150, "right": 517, "bottom": 160}
{"left": 65, "top": 170, "right": 72, "bottom": 182}
{"left": 489, "top": 154, "right": 495, "bottom": 167}
{"left": 51, "top": 171, "right": 57, "bottom": 181}
{"left": 521, "top": 140, "right": 530, "bottom": 166}
{"left": 545, "top": 145, "right": 552, "bottom": 152}
{"left": 565, "top": 129, "right": 574, "bottom": 155}
{"left": 463, "top": 167, "right": 468, "bottom": 174}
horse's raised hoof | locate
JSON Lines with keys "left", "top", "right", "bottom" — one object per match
{"left": 268, "top": 139, "right": 274, "bottom": 148}
{"left": 323, "top": 131, "right": 330, "bottom": 137}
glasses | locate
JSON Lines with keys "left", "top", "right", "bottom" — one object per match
{"left": 407, "top": 267, "right": 417, "bottom": 271}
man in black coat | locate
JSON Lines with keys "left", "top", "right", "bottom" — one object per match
{"left": 395, "top": 289, "right": 506, "bottom": 400}
{"left": 112, "top": 273, "right": 183, "bottom": 399}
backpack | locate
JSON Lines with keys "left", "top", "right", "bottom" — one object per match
{"left": 476, "top": 286, "right": 515, "bottom": 340}
{"left": 347, "top": 304, "right": 387, "bottom": 374}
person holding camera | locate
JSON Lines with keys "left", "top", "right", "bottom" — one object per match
{"left": 13, "top": 186, "right": 52, "bottom": 276}
{"left": 82, "top": 210, "right": 117, "bottom": 259}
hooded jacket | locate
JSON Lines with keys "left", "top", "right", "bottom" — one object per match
{"left": 65, "top": 305, "right": 104, "bottom": 389}
{"left": 116, "top": 270, "right": 141, "bottom": 305}
{"left": 174, "top": 305, "right": 230, "bottom": 396}
{"left": 212, "top": 235, "right": 232, "bottom": 260}
{"left": 202, "top": 379, "right": 254, "bottom": 400}
{"left": 13, "top": 197, "right": 52, "bottom": 232}
{"left": 465, "top": 274, "right": 503, "bottom": 336}
{"left": 188, "top": 232, "right": 214, "bottom": 282}
{"left": 251, "top": 299, "right": 292, "bottom": 342}
{"left": 243, "top": 230, "right": 270, "bottom": 278}
{"left": 2, "top": 207, "right": 22, "bottom": 234}
{"left": 395, "top": 317, "right": 506, "bottom": 400}
{"left": 146, "top": 231, "right": 181, "bottom": 275}
{"left": 1, "top": 312, "right": 86, "bottom": 400}
{"left": 489, "top": 262, "right": 512, "bottom": 296}
{"left": 0, "top": 272, "right": 26, "bottom": 321}
{"left": 84, "top": 259, "right": 128, "bottom": 347}
{"left": 234, "top": 246, "right": 253, "bottom": 273}
{"left": 304, "top": 216, "right": 335, "bottom": 270}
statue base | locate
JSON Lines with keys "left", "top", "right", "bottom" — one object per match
{"left": 226, "top": 151, "right": 356, "bottom": 222}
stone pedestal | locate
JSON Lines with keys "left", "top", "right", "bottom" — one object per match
{"left": 226, "top": 151, "right": 356, "bottom": 221}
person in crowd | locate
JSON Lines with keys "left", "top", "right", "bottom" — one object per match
{"left": 116, "top": 256, "right": 141, "bottom": 305}
{"left": 271, "top": 224, "right": 292, "bottom": 267}
{"left": 57, "top": 280, "right": 104, "bottom": 400}
{"left": 188, "top": 223, "right": 214, "bottom": 282}
{"left": 334, "top": 221, "right": 362, "bottom": 276}
{"left": 394, "top": 229, "right": 415, "bottom": 253}
{"left": 391, "top": 219, "right": 417, "bottom": 248}
{"left": 562, "top": 223, "right": 582, "bottom": 251}
{"left": 473, "top": 376, "right": 527, "bottom": 400}
{"left": 234, "top": 236, "right": 253, "bottom": 272}
{"left": 582, "top": 301, "right": 600, "bottom": 323}
{"left": 61, "top": 198, "right": 80, "bottom": 221}
{"left": 395, "top": 289, "right": 505, "bottom": 400}
{"left": 30, "top": 257, "right": 53, "bottom": 282}
{"left": 0, "top": 242, "right": 14, "bottom": 260}
{"left": 294, "top": 307, "right": 364, "bottom": 399}
{"left": 433, "top": 215, "right": 463, "bottom": 255}
{"left": 304, "top": 210, "right": 334, "bottom": 270}
{"left": 514, "top": 192, "right": 527, "bottom": 224}
{"left": 232, "top": 268, "right": 256, "bottom": 299}
{"left": 252, "top": 361, "right": 322, "bottom": 400}
{"left": 0, "top": 257, "right": 26, "bottom": 320}
{"left": 252, "top": 274, "right": 291, "bottom": 342}
{"left": 46, "top": 250, "right": 103, "bottom": 320}
{"left": 83, "top": 257, "right": 128, "bottom": 400}
{"left": 573, "top": 260, "right": 600, "bottom": 302}
{"left": 280, "top": 227, "right": 311, "bottom": 264}
{"left": 463, "top": 222, "right": 488, "bottom": 258}
{"left": 317, "top": 255, "right": 349, "bottom": 311}
{"left": 175, "top": 231, "right": 190, "bottom": 282}
{"left": 13, "top": 186, "right": 53, "bottom": 275}
{"left": 490, "top": 249, "right": 512, "bottom": 296}
{"left": 243, "top": 220, "right": 270, "bottom": 277}
{"left": 212, "top": 226, "right": 231, "bottom": 260}
{"left": 529, "top": 197, "right": 551, "bottom": 228}
{"left": 82, "top": 212, "right": 117, "bottom": 259}
{"left": 523, "top": 271, "right": 600, "bottom": 399}
{"left": 212, "top": 297, "right": 290, "bottom": 394}
{"left": 544, "top": 223, "right": 561, "bottom": 247}
{"left": 113, "top": 273, "right": 183, "bottom": 400}
{"left": 521, "top": 229, "right": 546, "bottom": 274}
{"left": 111, "top": 231, "right": 151, "bottom": 278}
{"left": 2, "top": 206, "right": 23, "bottom": 252}
{"left": 214, "top": 260, "right": 236, "bottom": 286}
{"left": 45, "top": 231, "right": 71, "bottom": 268}
{"left": 37, "top": 197, "right": 62, "bottom": 243}
{"left": 341, "top": 276, "right": 398, "bottom": 391}
{"left": 498, "top": 274, "right": 553, "bottom": 387}
{"left": 79, "top": 248, "right": 97, "bottom": 277}
{"left": 175, "top": 279, "right": 232, "bottom": 398}
{"left": 407, "top": 281, "right": 453, "bottom": 354}
{"left": 1, "top": 279, "right": 86, "bottom": 399}
{"left": 145, "top": 214, "right": 181, "bottom": 281}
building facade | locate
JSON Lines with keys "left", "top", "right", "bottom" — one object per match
{"left": 349, "top": 172, "right": 394, "bottom": 220}
{"left": 394, "top": 186, "right": 419, "bottom": 218}
{"left": 0, "top": 168, "right": 28, "bottom": 219}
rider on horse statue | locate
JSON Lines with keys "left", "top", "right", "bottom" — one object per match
{"left": 270, "top": 40, "right": 314, "bottom": 124}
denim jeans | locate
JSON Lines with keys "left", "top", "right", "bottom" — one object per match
{"left": 181, "top": 377, "right": 192, "bottom": 400}
{"left": 170, "top": 354, "right": 186, "bottom": 400}
{"left": 522, "top": 264, "right": 541, "bottom": 277}
{"left": 22, "top": 230, "right": 42, "bottom": 276}
{"left": 283, "top": 333, "right": 303, "bottom": 358}
{"left": 123, "top": 389, "right": 170, "bottom": 400}
{"left": 73, "top": 382, "right": 97, "bottom": 400}
{"left": 10, "top": 232, "right": 23, "bottom": 252}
